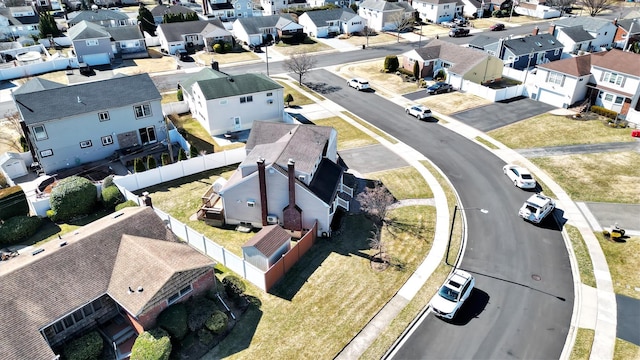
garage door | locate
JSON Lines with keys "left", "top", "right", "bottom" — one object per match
{"left": 3, "top": 160, "right": 27, "bottom": 178}
{"left": 537, "top": 88, "right": 566, "bottom": 108}
{"left": 82, "top": 53, "right": 110, "bottom": 66}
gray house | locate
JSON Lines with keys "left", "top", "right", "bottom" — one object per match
{"left": 156, "top": 19, "right": 232, "bottom": 55}
{"left": 469, "top": 32, "right": 564, "bottom": 70}
{"left": 67, "top": 9, "right": 133, "bottom": 28}
{"left": 67, "top": 20, "right": 113, "bottom": 65}
{"left": 297, "top": 8, "right": 366, "bottom": 38}
{"left": 13, "top": 74, "right": 166, "bottom": 175}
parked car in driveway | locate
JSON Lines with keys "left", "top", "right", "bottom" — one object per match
{"left": 431, "top": 269, "right": 475, "bottom": 319}
{"left": 449, "top": 27, "right": 470, "bottom": 37}
{"left": 489, "top": 23, "right": 505, "bottom": 31}
{"left": 441, "top": 21, "right": 457, "bottom": 28}
{"left": 347, "top": 78, "right": 370, "bottom": 91}
{"left": 427, "top": 82, "right": 453, "bottom": 95}
{"left": 503, "top": 164, "right": 536, "bottom": 189}
{"left": 518, "top": 193, "right": 555, "bottom": 224}
{"left": 405, "top": 105, "right": 432, "bottom": 120}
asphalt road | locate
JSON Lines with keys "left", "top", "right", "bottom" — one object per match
{"left": 304, "top": 69, "right": 574, "bottom": 359}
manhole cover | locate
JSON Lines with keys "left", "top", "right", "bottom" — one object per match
{"left": 532, "top": 274, "right": 541, "bottom": 281}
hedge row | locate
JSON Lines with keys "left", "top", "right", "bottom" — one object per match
{"left": 591, "top": 105, "right": 618, "bottom": 120}
{"left": 0, "top": 185, "right": 29, "bottom": 220}
{"left": 0, "top": 215, "right": 42, "bottom": 246}
{"left": 48, "top": 176, "right": 96, "bottom": 222}
{"left": 131, "top": 328, "right": 171, "bottom": 360}
{"left": 63, "top": 330, "right": 103, "bottom": 360}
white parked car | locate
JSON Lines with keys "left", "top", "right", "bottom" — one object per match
{"left": 347, "top": 78, "right": 370, "bottom": 91}
{"left": 503, "top": 164, "right": 536, "bottom": 189}
{"left": 430, "top": 269, "right": 475, "bottom": 319}
{"left": 518, "top": 193, "right": 555, "bottom": 224}
{"left": 405, "top": 105, "right": 432, "bottom": 120}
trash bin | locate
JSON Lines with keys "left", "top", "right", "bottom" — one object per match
{"left": 362, "top": 44, "right": 365, "bottom": 49}
{"left": 632, "top": 129, "right": 640, "bottom": 138}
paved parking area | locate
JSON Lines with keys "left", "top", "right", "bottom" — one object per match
{"left": 451, "top": 97, "right": 556, "bottom": 132}
{"left": 339, "top": 144, "right": 409, "bottom": 175}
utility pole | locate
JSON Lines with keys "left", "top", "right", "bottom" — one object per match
{"left": 623, "top": 19, "right": 638, "bottom": 52}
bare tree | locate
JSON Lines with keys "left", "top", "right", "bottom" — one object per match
{"left": 356, "top": 181, "right": 395, "bottom": 225}
{"left": 545, "top": 0, "right": 576, "bottom": 15}
{"left": 579, "top": 0, "right": 615, "bottom": 16}
{"left": 283, "top": 51, "right": 317, "bottom": 86}
{"left": 389, "top": 11, "right": 415, "bottom": 43}
{"left": 0, "top": 111, "right": 24, "bottom": 153}
{"left": 368, "top": 224, "right": 384, "bottom": 262}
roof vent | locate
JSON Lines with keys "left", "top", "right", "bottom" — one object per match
{"left": 137, "top": 286, "right": 144, "bottom": 292}
{"left": 59, "top": 241, "right": 67, "bottom": 247}
{"left": 32, "top": 248, "right": 44, "bottom": 256}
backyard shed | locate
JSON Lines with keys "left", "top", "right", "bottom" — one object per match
{"left": 0, "top": 152, "right": 28, "bottom": 179}
{"left": 242, "top": 225, "right": 291, "bottom": 271}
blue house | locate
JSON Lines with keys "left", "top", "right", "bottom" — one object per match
{"left": 469, "top": 32, "right": 565, "bottom": 71}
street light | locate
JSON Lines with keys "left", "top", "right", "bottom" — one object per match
{"left": 445, "top": 205, "right": 488, "bottom": 266}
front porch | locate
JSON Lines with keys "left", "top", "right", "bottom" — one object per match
{"left": 99, "top": 315, "right": 138, "bottom": 360}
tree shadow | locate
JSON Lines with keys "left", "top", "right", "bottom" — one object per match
{"left": 305, "top": 82, "right": 342, "bottom": 94}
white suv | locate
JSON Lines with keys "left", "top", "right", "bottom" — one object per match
{"left": 405, "top": 105, "right": 432, "bottom": 120}
{"left": 431, "top": 269, "right": 475, "bottom": 319}
{"left": 347, "top": 78, "right": 370, "bottom": 91}
{"left": 518, "top": 193, "right": 555, "bottom": 224}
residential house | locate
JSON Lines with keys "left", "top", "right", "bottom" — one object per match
{"left": 215, "top": 121, "right": 348, "bottom": 237}
{"left": 0, "top": 6, "right": 40, "bottom": 41}
{"left": 469, "top": 31, "right": 564, "bottom": 70}
{"left": 33, "top": 0, "right": 63, "bottom": 11}
{"left": 298, "top": 8, "right": 366, "bottom": 38}
{"left": 357, "top": 0, "right": 415, "bottom": 32}
{"left": 0, "top": 206, "right": 216, "bottom": 360}
{"left": 107, "top": 25, "right": 149, "bottom": 59}
{"left": 202, "top": 0, "right": 259, "bottom": 20}
{"left": 67, "top": 9, "right": 134, "bottom": 28}
{"left": 259, "top": 0, "right": 307, "bottom": 16}
{"left": 551, "top": 16, "right": 617, "bottom": 50}
{"left": 157, "top": 19, "right": 232, "bottom": 55}
{"left": 401, "top": 39, "right": 503, "bottom": 88}
{"left": 308, "top": 0, "right": 355, "bottom": 8}
{"left": 13, "top": 74, "right": 166, "bottom": 175}
{"left": 513, "top": 0, "right": 560, "bottom": 19}
{"left": 588, "top": 49, "right": 640, "bottom": 124}
{"left": 551, "top": 24, "right": 594, "bottom": 55}
{"left": 232, "top": 14, "right": 303, "bottom": 46}
{"left": 151, "top": 4, "right": 198, "bottom": 25}
{"left": 412, "top": 0, "right": 464, "bottom": 25}
{"left": 531, "top": 54, "right": 592, "bottom": 108}
{"left": 613, "top": 18, "right": 640, "bottom": 51}
{"left": 459, "top": 0, "right": 490, "bottom": 19}
{"left": 242, "top": 224, "right": 291, "bottom": 271}
{"left": 67, "top": 20, "right": 114, "bottom": 65}
{"left": 180, "top": 68, "right": 284, "bottom": 135}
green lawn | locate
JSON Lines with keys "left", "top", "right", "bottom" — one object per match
{"left": 565, "top": 225, "right": 596, "bottom": 288}
{"left": 278, "top": 80, "right": 315, "bottom": 106}
{"left": 570, "top": 328, "right": 594, "bottom": 360}
{"left": 313, "top": 116, "right": 378, "bottom": 150}
{"left": 367, "top": 166, "right": 434, "bottom": 200}
{"left": 595, "top": 232, "right": 640, "bottom": 299}
{"left": 342, "top": 111, "right": 398, "bottom": 144}
{"left": 488, "top": 114, "right": 633, "bottom": 149}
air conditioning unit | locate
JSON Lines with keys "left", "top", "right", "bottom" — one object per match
{"left": 298, "top": 175, "right": 306, "bottom": 181}
{"left": 321, "top": 232, "right": 329, "bottom": 238}
{"left": 266, "top": 215, "right": 279, "bottom": 224}
{"left": 267, "top": 99, "right": 273, "bottom": 104}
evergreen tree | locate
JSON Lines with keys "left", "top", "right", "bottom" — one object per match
{"left": 413, "top": 60, "right": 420, "bottom": 80}
{"left": 284, "top": 93, "right": 294, "bottom": 107}
{"left": 161, "top": 152, "right": 170, "bottom": 166}
{"left": 178, "top": 148, "right": 187, "bottom": 161}
{"left": 189, "top": 144, "right": 199, "bottom": 158}
{"left": 146, "top": 155, "right": 157, "bottom": 169}
{"left": 39, "top": 12, "right": 62, "bottom": 39}
{"left": 138, "top": 5, "right": 157, "bottom": 36}
{"left": 134, "top": 158, "right": 146, "bottom": 173}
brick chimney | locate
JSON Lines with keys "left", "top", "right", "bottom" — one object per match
{"left": 548, "top": 23, "right": 555, "bottom": 35}
{"left": 283, "top": 159, "right": 302, "bottom": 231}
{"left": 257, "top": 157, "right": 268, "bottom": 226}
{"left": 532, "top": 26, "right": 539, "bottom": 36}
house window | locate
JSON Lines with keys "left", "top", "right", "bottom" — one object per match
{"left": 33, "top": 125, "right": 48, "bottom": 141}
{"left": 98, "top": 111, "right": 110, "bottom": 121}
{"left": 167, "top": 284, "right": 193, "bottom": 305}
{"left": 603, "top": 72, "right": 623, "bottom": 86}
{"left": 547, "top": 72, "right": 564, "bottom": 85}
{"left": 554, "top": 48, "right": 559, "bottom": 55}
{"left": 267, "top": 92, "right": 273, "bottom": 96}
{"left": 444, "top": 4, "right": 449, "bottom": 8}
{"left": 220, "top": 100, "right": 227, "bottom": 105}
{"left": 247, "top": 200, "right": 255, "bottom": 207}
{"left": 63, "top": 315, "right": 74, "bottom": 328}
{"left": 240, "top": 96, "right": 253, "bottom": 103}
{"left": 139, "top": 126, "right": 157, "bottom": 144}
{"left": 40, "top": 149, "right": 53, "bottom": 157}
{"left": 614, "top": 96, "right": 624, "bottom": 104}
{"left": 85, "top": 39, "right": 99, "bottom": 46}
{"left": 82, "top": 303, "right": 94, "bottom": 317}
{"left": 101, "top": 135, "right": 114, "bottom": 146}
{"left": 53, "top": 322, "right": 65, "bottom": 334}
{"left": 134, "top": 103, "right": 152, "bottom": 118}
{"left": 92, "top": 298, "right": 103, "bottom": 311}
{"left": 604, "top": 93, "right": 614, "bottom": 102}
{"left": 72, "top": 309, "right": 84, "bottom": 322}
{"left": 80, "top": 140, "right": 92, "bottom": 148}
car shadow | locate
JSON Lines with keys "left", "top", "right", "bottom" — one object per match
{"left": 422, "top": 116, "right": 440, "bottom": 123}
{"left": 441, "top": 288, "right": 490, "bottom": 326}
{"left": 532, "top": 208, "right": 566, "bottom": 231}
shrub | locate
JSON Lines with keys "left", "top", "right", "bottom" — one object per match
{"left": 157, "top": 303, "right": 188, "bottom": 340}
{"left": 284, "top": 93, "right": 294, "bottom": 107}
{"left": 198, "top": 329, "right": 215, "bottom": 346}
{"left": 102, "top": 175, "right": 114, "bottom": 189}
{"left": 49, "top": 176, "right": 97, "bottom": 222}
{"left": 0, "top": 185, "right": 29, "bottom": 220}
{"left": 222, "top": 275, "right": 246, "bottom": 299}
{"left": 63, "top": 330, "right": 103, "bottom": 360}
{"left": 205, "top": 310, "right": 228, "bottom": 334}
{"left": 435, "top": 69, "right": 447, "bottom": 81}
{"left": 161, "top": 153, "right": 171, "bottom": 166}
{"left": 147, "top": 155, "right": 157, "bottom": 169}
{"left": 178, "top": 148, "right": 187, "bottom": 161}
{"left": 412, "top": 60, "right": 420, "bottom": 79}
{"left": 591, "top": 105, "right": 618, "bottom": 120}
{"left": 224, "top": 43, "right": 232, "bottom": 52}
{"left": 213, "top": 43, "right": 223, "bottom": 53}
{"left": 189, "top": 144, "right": 199, "bottom": 158}
{"left": 115, "top": 200, "right": 138, "bottom": 211}
{"left": 0, "top": 172, "right": 7, "bottom": 188}
{"left": 20, "top": 136, "right": 28, "bottom": 152}
{"left": 187, "top": 297, "right": 217, "bottom": 331}
{"left": 131, "top": 328, "right": 172, "bottom": 360}
{"left": 101, "top": 185, "right": 124, "bottom": 209}
{"left": 0, "top": 215, "right": 42, "bottom": 246}
{"left": 383, "top": 55, "right": 399, "bottom": 73}
{"left": 177, "top": 89, "right": 183, "bottom": 101}
{"left": 134, "top": 158, "right": 146, "bottom": 173}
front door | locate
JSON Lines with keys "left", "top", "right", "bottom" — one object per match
{"left": 233, "top": 117, "right": 241, "bottom": 131}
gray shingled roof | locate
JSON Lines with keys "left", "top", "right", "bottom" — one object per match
{"left": 195, "top": 73, "right": 283, "bottom": 100}
{"left": 106, "top": 25, "right": 144, "bottom": 41}
{"left": 67, "top": 20, "right": 111, "bottom": 40}
{"left": 302, "top": 8, "right": 357, "bottom": 26}
{"left": 242, "top": 225, "right": 291, "bottom": 257}
{"left": 0, "top": 7, "right": 39, "bottom": 25}
{"left": 308, "top": 158, "right": 343, "bottom": 204}
{"left": 360, "top": 0, "right": 410, "bottom": 11}
{"left": 616, "top": 18, "right": 639, "bottom": 32}
{"left": 558, "top": 25, "right": 594, "bottom": 43}
{"left": 468, "top": 34, "right": 500, "bottom": 49}
{"left": 157, "top": 19, "right": 227, "bottom": 42}
{"left": 413, "top": 39, "right": 492, "bottom": 75}
{"left": 151, "top": 4, "right": 197, "bottom": 16}
{"left": 554, "top": 16, "right": 614, "bottom": 33}
{"left": 537, "top": 54, "right": 592, "bottom": 77}
{"left": 503, "top": 33, "right": 563, "bottom": 56}
{"left": 67, "top": 9, "right": 130, "bottom": 26}
{"left": 0, "top": 207, "right": 214, "bottom": 360}
{"left": 14, "top": 73, "right": 161, "bottom": 126}
{"left": 235, "top": 14, "right": 295, "bottom": 34}
{"left": 13, "top": 77, "right": 64, "bottom": 95}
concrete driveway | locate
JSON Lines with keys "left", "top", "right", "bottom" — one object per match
{"left": 451, "top": 97, "right": 557, "bottom": 132}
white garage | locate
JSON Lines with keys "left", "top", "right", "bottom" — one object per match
{"left": 81, "top": 53, "right": 110, "bottom": 66}
{"left": 536, "top": 88, "right": 566, "bottom": 108}
{"left": 0, "top": 152, "right": 28, "bottom": 179}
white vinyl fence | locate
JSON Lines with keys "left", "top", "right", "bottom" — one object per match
{"left": 461, "top": 80, "right": 525, "bottom": 102}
